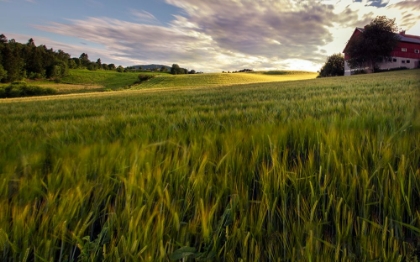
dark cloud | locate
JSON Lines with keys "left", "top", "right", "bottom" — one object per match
{"left": 166, "top": 0, "right": 339, "bottom": 61}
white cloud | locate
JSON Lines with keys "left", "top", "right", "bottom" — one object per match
{"left": 131, "top": 10, "right": 160, "bottom": 24}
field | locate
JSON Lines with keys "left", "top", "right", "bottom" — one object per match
{"left": 0, "top": 69, "right": 419, "bottom": 261}
{"left": 60, "top": 69, "right": 151, "bottom": 90}
{"left": 136, "top": 71, "right": 317, "bottom": 89}
{"left": 6, "top": 69, "right": 317, "bottom": 95}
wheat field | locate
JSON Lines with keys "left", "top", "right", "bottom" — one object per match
{"left": 0, "top": 69, "right": 419, "bottom": 261}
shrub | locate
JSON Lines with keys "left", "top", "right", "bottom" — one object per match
{"left": 28, "top": 72, "right": 44, "bottom": 80}
{"left": 0, "top": 82, "right": 57, "bottom": 98}
{"left": 138, "top": 74, "right": 155, "bottom": 83}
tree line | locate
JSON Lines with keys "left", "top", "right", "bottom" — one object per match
{"left": 0, "top": 34, "right": 123, "bottom": 83}
{"left": 170, "top": 64, "right": 200, "bottom": 75}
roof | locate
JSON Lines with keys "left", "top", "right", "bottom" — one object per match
{"left": 398, "top": 34, "right": 420, "bottom": 44}
{"left": 343, "top": 27, "right": 420, "bottom": 53}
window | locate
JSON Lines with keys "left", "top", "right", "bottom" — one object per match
{"left": 393, "top": 58, "right": 397, "bottom": 62}
{"left": 407, "top": 60, "right": 410, "bottom": 63}
{"left": 401, "top": 48, "right": 407, "bottom": 52}
{"left": 415, "top": 49, "right": 420, "bottom": 54}
{"left": 402, "top": 60, "right": 406, "bottom": 64}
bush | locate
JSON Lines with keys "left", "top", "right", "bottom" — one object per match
{"left": 28, "top": 72, "right": 44, "bottom": 80}
{"left": 0, "top": 82, "right": 57, "bottom": 98}
{"left": 318, "top": 53, "right": 344, "bottom": 77}
{"left": 138, "top": 74, "right": 155, "bottom": 83}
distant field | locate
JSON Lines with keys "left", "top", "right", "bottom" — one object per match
{"left": 13, "top": 70, "right": 316, "bottom": 95}
{"left": 5, "top": 69, "right": 147, "bottom": 95}
{"left": 137, "top": 71, "right": 317, "bottom": 89}
{"left": 0, "top": 69, "right": 419, "bottom": 261}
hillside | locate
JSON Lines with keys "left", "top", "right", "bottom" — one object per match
{"left": 1, "top": 69, "right": 317, "bottom": 97}
{"left": 134, "top": 71, "right": 317, "bottom": 89}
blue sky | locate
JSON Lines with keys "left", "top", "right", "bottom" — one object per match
{"left": 1, "top": 0, "right": 420, "bottom": 72}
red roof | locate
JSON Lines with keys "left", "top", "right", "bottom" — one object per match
{"left": 343, "top": 28, "right": 420, "bottom": 53}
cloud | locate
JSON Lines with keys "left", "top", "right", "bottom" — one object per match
{"left": 31, "top": 0, "right": 420, "bottom": 72}
{"left": 34, "top": 17, "right": 223, "bottom": 70}
{"left": 386, "top": 0, "right": 420, "bottom": 29}
{"left": 130, "top": 10, "right": 160, "bottom": 24}
{"left": 167, "top": 0, "right": 335, "bottom": 58}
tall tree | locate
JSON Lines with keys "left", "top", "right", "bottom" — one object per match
{"left": 0, "top": 64, "right": 7, "bottom": 82}
{"left": 0, "top": 34, "right": 7, "bottom": 44}
{"left": 1, "top": 44, "right": 24, "bottom": 82}
{"left": 27, "top": 38, "right": 35, "bottom": 47}
{"left": 79, "top": 53, "right": 90, "bottom": 67}
{"left": 24, "top": 40, "right": 44, "bottom": 77}
{"left": 346, "top": 16, "right": 399, "bottom": 72}
{"left": 318, "top": 53, "right": 344, "bottom": 77}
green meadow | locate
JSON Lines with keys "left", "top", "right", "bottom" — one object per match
{"left": 0, "top": 69, "right": 419, "bottom": 261}
{"left": 136, "top": 71, "right": 317, "bottom": 89}
{"left": 11, "top": 69, "right": 317, "bottom": 95}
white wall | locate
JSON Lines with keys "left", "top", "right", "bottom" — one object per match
{"left": 378, "top": 57, "right": 419, "bottom": 70}
{"left": 344, "top": 57, "right": 419, "bottom": 76}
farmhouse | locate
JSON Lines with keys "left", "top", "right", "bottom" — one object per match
{"left": 343, "top": 28, "right": 420, "bottom": 76}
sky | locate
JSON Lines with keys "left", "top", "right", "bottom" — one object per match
{"left": 1, "top": 0, "right": 420, "bottom": 72}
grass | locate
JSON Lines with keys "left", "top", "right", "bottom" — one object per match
{"left": 18, "top": 70, "right": 316, "bottom": 95}
{"left": 60, "top": 69, "right": 159, "bottom": 90}
{"left": 0, "top": 69, "right": 419, "bottom": 261}
{"left": 136, "top": 71, "right": 317, "bottom": 89}
{"left": 20, "top": 70, "right": 144, "bottom": 94}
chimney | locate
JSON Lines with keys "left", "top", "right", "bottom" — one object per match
{"left": 399, "top": 30, "right": 406, "bottom": 35}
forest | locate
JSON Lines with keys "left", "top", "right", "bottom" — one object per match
{"left": 0, "top": 34, "right": 122, "bottom": 83}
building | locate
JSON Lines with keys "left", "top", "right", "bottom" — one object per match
{"left": 343, "top": 28, "right": 420, "bottom": 76}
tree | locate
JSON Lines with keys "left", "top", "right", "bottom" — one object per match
{"left": 171, "top": 64, "right": 181, "bottom": 74}
{"left": 68, "top": 58, "right": 77, "bottom": 69}
{"left": 0, "top": 64, "right": 7, "bottom": 82}
{"left": 170, "top": 64, "right": 188, "bottom": 75}
{"left": 79, "top": 53, "right": 90, "bottom": 67}
{"left": 27, "top": 38, "right": 35, "bottom": 47}
{"left": 0, "top": 34, "right": 7, "bottom": 44}
{"left": 346, "top": 16, "right": 399, "bottom": 72}
{"left": 318, "top": 53, "right": 344, "bottom": 77}
{"left": 116, "top": 65, "right": 124, "bottom": 72}
{"left": 87, "top": 62, "right": 98, "bottom": 71}
{"left": 1, "top": 44, "right": 24, "bottom": 82}
{"left": 24, "top": 42, "right": 44, "bottom": 77}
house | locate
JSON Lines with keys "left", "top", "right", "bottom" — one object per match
{"left": 343, "top": 28, "right": 420, "bottom": 76}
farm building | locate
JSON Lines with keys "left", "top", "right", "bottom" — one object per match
{"left": 343, "top": 28, "right": 420, "bottom": 76}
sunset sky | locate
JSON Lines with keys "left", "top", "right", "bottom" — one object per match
{"left": 1, "top": 0, "right": 419, "bottom": 72}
